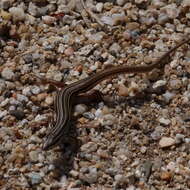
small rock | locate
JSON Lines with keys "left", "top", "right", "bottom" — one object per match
{"left": 83, "top": 112, "right": 95, "bottom": 120}
{"left": 17, "top": 94, "right": 28, "bottom": 103}
{"left": 69, "top": 170, "right": 79, "bottom": 178}
{"left": 34, "top": 114, "right": 47, "bottom": 122}
{"left": 31, "top": 86, "right": 41, "bottom": 95}
{"left": 169, "top": 79, "right": 182, "bottom": 90}
{"left": 118, "top": 84, "right": 128, "bottom": 96}
{"left": 0, "top": 98, "right": 9, "bottom": 107}
{"left": 0, "top": 110, "right": 8, "bottom": 119}
{"left": 9, "top": 7, "right": 26, "bottom": 22}
{"left": 0, "top": 0, "right": 11, "bottom": 9}
{"left": 162, "top": 4, "right": 179, "bottom": 19}
{"left": 45, "top": 96, "right": 53, "bottom": 106}
{"left": 80, "top": 142, "right": 98, "bottom": 153}
{"left": 9, "top": 110, "right": 25, "bottom": 120}
{"left": 101, "top": 114, "right": 116, "bottom": 126}
{"left": 0, "top": 10, "right": 12, "bottom": 20}
{"left": 29, "top": 151, "right": 39, "bottom": 162}
{"left": 158, "top": 13, "right": 169, "bottom": 25}
{"left": 109, "top": 43, "right": 121, "bottom": 55}
{"left": 22, "top": 87, "right": 32, "bottom": 96}
{"left": 78, "top": 44, "right": 94, "bottom": 56}
{"left": 166, "top": 162, "right": 176, "bottom": 171}
{"left": 140, "top": 146, "right": 147, "bottom": 153}
{"left": 160, "top": 171, "right": 172, "bottom": 181}
{"left": 96, "top": 3, "right": 103, "bottom": 12}
{"left": 126, "top": 185, "right": 136, "bottom": 190}
{"left": 64, "top": 47, "right": 74, "bottom": 56}
{"left": 159, "top": 137, "right": 175, "bottom": 148}
{"left": 83, "top": 167, "right": 97, "bottom": 184}
{"left": 28, "top": 172, "right": 42, "bottom": 185}
{"left": 74, "top": 104, "right": 88, "bottom": 115}
{"left": 42, "top": 15, "right": 56, "bottom": 25}
{"left": 162, "top": 91, "right": 175, "bottom": 103}
{"left": 116, "top": 0, "right": 126, "bottom": 6}
{"left": 1, "top": 67, "right": 15, "bottom": 80}
{"left": 175, "top": 134, "right": 185, "bottom": 144}
{"left": 101, "top": 16, "right": 114, "bottom": 26}
{"left": 182, "top": 0, "right": 190, "bottom": 7}
{"left": 114, "top": 174, "right": 126, "bottom": 184}
{"left": 159, "top": 117, "right": 170, "bottom": 125}
{"left": 153, "top": 80, "right": 166, "bottom": 89}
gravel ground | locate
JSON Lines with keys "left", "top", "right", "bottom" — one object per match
{"left": 1, "top": 0, "right": 190, "bottom": 189}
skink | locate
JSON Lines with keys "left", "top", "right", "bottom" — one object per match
{"left": 42, "top": 38, "right": 190, "bottom": 150}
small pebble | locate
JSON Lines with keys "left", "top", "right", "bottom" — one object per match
{"left": 166, "top": 162, "right": 176, "bottom": 171}
{"left": 118, "top": 84, "right": 128, "bottom": 96}
{"left": 1, "top": 67, "right": 15, "bottom": 80}
{"left": 175, "top": 134, "right": 185, "bottom": 144}
{"left": 31, "top": 86, "right": 41, "bottom": 95}
{"left": 162, "top": 91, "right": 175, "bottom": 103}
{"left": 64, "top": 47, "right": 74, "bottom": 56}
{"left": 74, "top": 104, "right": 88, "bottom": 115}
{"left": 153, "top": 80, "right": 166, "bottom": 89}
{"left": 0, "top": 0, "right": 11, "bottom": 9}
{"left": 159, "top": 118, "right": 171, "bottom": 125}
{"left": 22, "top": 87, "right": 32, "bottom": 96}
{"left": 9, "top": 7, "right": 26, "bottom": 22}
{"left": 109, "top": 43, "right": 121, "bottom": 54}
{"left": 28, "top": 172, "right": 42, "bottom": 185}
{"left": 0, "top": 98, "right": 9, "bottom": 107}
{"left": 17, "top": 94, "right": 28, "bottom": 103}
{"left": 160, "top": 171, "right": 172, "bottom": 181}
{"left": 96, "top": 3, "right": 103, "bottom": 12}
{"left": 29, "top": 151, "right": 39, "bottom": 162}
{"left": 169, "top": 79, "right": 182, "bottom": 90}
{"left": 0, "top": 110, "right": 8, "bottom": 119}
{"left": 9, "top": 110, "right": 25, "bottom": 120}
{"left": 45, "top": 96, "right": 54, "bottom": 106}
{"left": 80, "top": 142, "right": 98, "bottom": 153}
{"left": 159, "top": 137, "right": 175, "bottom": 148}
{"left": 42, "top": 15, "right": 56, "bottom": 25}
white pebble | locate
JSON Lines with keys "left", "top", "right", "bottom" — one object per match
{"left": 1, "top": 67, "right": 15, "bottom": 80}
{"left": 29, "top": 151, "right": 39, "bottom": 162}
{"left": 31, "top": 86, "right": 41, "bottom": 95}
{"left": 17, "top": 94, "right": 28, "bottom": 103}
{"left": 153, "top": 80, "right": 166, "bottom": 89}
{"left": 9, "top": 7, "right": 26, "bottom": 22}
{"left": 22, "top": 87, "right": 32, "bottom": 96}
{"left": 162, "top": 91, "right": 175, "bottom": 103}
{"left": 0, "top": 110, "right": 8, "bottom": 119}
{"left": 96, "top": 3, "right": 103, "bottom": 13}
{"left": 74, "top": 104, "right": 88, "bottom": 115}
{"left": 42, "top": 15, "right": 56, "bottom": 25}
{"left": 159, "top": 117, "right": 170, "bottom": 125}
{"left": 159, "top": 137, "right": 175, "bottom": 148}
{"left": 0, "top": 98, "right": 9, "bottom": 107}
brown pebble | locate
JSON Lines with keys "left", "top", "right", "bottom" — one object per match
{"left": 37, "top": 93, "right": 47, "bottom": 102}
{"left": 64, "top": 47, "right": 74, "bottom": 56}
{"left": 118, "top": 83, "right": 128, "bottom": 96}
{"left": 45, "top": 96, "right": 54, "bottom": 106}
{"left": 74, "top": 65, "right": 83, "bottom": 73}
{"left": 160, "top": 171, "right": 172, "bottom": 181}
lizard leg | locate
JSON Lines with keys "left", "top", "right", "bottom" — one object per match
{"left": 32, "top": 74, "right": 66, "bottom": 88}
{"left": 74, "top": 90, "right": 104, "bottom": 105}
{"left": 74, "top": 89, "right": 113, "bottom": 105}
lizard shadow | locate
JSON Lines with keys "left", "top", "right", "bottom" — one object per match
{"left": 51, "top": 85, "right": 167, "bottom": 179}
